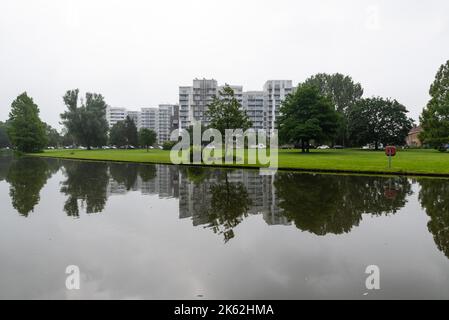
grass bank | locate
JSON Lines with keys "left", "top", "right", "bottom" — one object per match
{"left": 30, "top": 148, "right": 449, "bottom": 177}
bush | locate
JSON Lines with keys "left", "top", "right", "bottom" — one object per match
{"left": 162, "top": 141, "right": 177, "bottom": 150}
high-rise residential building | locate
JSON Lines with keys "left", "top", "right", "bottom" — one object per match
{"left": 106, "top": 107, "right": 127, "bottom": 128}
{"left": 242, "top": 91, "right": 265, "bottom": 131}
{"left": 157, "top": 104, "right": 177, "bottom": 144}
{"left": 140, "top": 107, "right": 158, "bottom": 132}
{"left": 179, "top": 78, "right": 293, "bottom": 132}
{"left": 179, "top": 78, "right": 218, "bottom": 129}
{"left": 263, "top": 80, "right": 293, "bottom": 131}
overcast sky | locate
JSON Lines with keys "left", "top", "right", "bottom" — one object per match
{"left": 1, "top": 0, "right": 448, "bottom": 129}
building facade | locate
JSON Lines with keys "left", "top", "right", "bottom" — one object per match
{"left": 178, "top": 78, "right": 293, "bottom": 133}
{"left": 106, "top": 107, "right": 127, "bottom": 128}
{"left": 263, "top": 80, "right": 294, "bottom": 132}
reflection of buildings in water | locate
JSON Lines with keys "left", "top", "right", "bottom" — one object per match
{"left": 107, "top": 165, "right": 178, "bottom": 199}
{"left": 106, "top": 164, "right": 289, "bottom": 227}
{"left": 178, "top": 169, "right": 290, "bottom": 226}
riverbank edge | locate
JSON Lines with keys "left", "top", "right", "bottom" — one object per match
{"left": 28, "top": 153, "right": 449, "bottom": 179}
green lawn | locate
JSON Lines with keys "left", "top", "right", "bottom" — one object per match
{"left": 30, "top": 148, "right": 449, "bottom": 176}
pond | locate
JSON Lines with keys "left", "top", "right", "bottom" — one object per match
{"left": 0, "top": 155, "right": 449, "bottom": 299}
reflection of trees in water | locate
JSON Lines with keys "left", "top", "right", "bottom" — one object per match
{"left": 138, "top": 164, "right": 157, "bottom": 182}
{"left": 418, "top": 179, "right": 449, "bottom": 259}
{"left": 60, "top": 161, "right": 109, "bottom": 217}
{"left": 182, "top": 168, "right": 253, "bottom": 243}
{"left": 109, "top": 163, "right": 139, "bottom": 190}
{"left": 5, "top": 157, "right": 59, "bottom": 217}
{"left": 207, "top": 172, "right": 253, "bottom": 243}
{"left": 275, "top": 173, "right": 412, "bottom": 235}
{"left": 0, "top": 153, "right": 13, "bottom": 181}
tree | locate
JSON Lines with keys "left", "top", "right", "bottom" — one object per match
{"left": 109, "top": 116, "right": 138, "bottom": 148}
{"left": 7, "top": 92, "right": 47, "bottom": 152}
{"left": 419, "top": 60, "right": 449, "bottom": 150}
{"left": 278, "top": 84, "right": 339, "bottom": 152}
{"left": 109, "top": 121, "right": 126, "bottom": 147}
{"left": 206, "top": 85, "right": 252, "bottom": 139}
{"left": 0, "top": 121, "right": 11, "bottom": 148}
{"left": 44, "top": 123, "right": 62, "bottom": 147}
{"left": 124, "top": 116, "right": 138, "bottom": 146}
{"left": 348, "top": 97, "right": 414, "bottom": 150}
{"left": 60, "top": 89, "right": 109, "bottom": 149}
{"left": 139, "top": 128, "right": 157, "bottom": 151}
{"left": 303, "top": 73, "right": 364, "bottom": 146}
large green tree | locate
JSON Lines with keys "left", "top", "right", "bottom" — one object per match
{"left": 348, "top": 97, "right": 414, "bottom": 150}
{"left": 303, "top": 73, "right": 364, "bottom": 146}
{"left": 7, "top": 93, "right": 47, "bottom": 152}
{"left": 109, "top": 116, "right": 138, "bottom": 148}
{"left": 44, "top": 123, "right": 62, "bottom": 147}
{"left": 60, "top": 89, "right": 109, "bottom": 149}
{"left": 278, "top": 84, "right": 339, "bottom": 152}
{"left": 0, "top": 121, "right": 11, "bottom": 148}
{"left": 206, "top": 85, "right": 252, "bottom": 139}
{"left": 138, "top": 128, "right": 157, "bottom": 151}
{"left": 419, "top": 60, "right": 449, "bottom": 150}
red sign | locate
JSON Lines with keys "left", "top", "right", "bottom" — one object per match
{"left": 385, "top": 146, "right": 396, "bottom": 157}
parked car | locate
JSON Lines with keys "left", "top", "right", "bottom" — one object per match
{"left": 333, "top": 145, "right": 344, "bottom": 149}
{"left": 317, "top": 145, "right": 330, "bottom": 150}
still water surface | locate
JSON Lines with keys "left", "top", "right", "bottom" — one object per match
{"left": 0, "top": 155, "right": 449, "bottom": 299}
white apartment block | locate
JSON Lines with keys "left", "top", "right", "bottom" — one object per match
{"left": 179, "top": 79, "right": 293, "bottom": 132}
{"left": 157, "top": 105, "right": 176, "bottom": 144}
{"left": 263, "top": 80, "right": 294, "bottom": 131}
{"left": 106, "top": 107, "right": 127, "bottom": 128}
{"left": 242, "top": 91, "right": 264, "bottom": 131}
{"left": 140, "top": 107, "right": 158, "bottom": 132}
{"left": 106, "top": 105, "right": 178, "bottom": 144}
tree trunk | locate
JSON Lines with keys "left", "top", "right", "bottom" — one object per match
{"left": 375, "top": 141, "right": 379, "bottom": 151}
{"left": 301, "top": 140, "right": 305, "bottom": 153}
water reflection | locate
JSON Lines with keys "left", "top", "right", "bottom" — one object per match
{"left": 275, "top": 173, "right": 412, "bottom": 235}
{"left": 1, "top": 157, "right": 448, "bottom": 251}
{"left": 5, "top": 157, "right": 58, "bottom": 217}
{"left": 418, "top": 179, "right": 449, "bottom": 259}
{"left": 60, "top": 161, "right": 109, "bottom": 217}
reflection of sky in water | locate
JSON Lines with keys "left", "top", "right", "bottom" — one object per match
{"left": 0, "top": 157, "right": 449, "bottom": 299}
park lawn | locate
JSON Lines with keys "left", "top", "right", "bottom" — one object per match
{"left": 31, "top": 148, "right": 449, "bottom": 176}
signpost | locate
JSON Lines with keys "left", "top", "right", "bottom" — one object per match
{"left": 385, "top": 146, "right": 396, "bottom": 169}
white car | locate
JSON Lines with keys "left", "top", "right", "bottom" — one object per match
{"left": 205, "top": 145, "right": 216, "bottom": 149}
{"left": 317, "top": 145, "right": 330, "bottom": 150}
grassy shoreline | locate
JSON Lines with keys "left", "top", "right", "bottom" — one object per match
{"left": 29, "top": 148, "right": 449, "bottom": 177}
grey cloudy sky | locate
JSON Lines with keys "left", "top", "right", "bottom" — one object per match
{"left": 1, "top": 0, "right": 448, "bottom": 129}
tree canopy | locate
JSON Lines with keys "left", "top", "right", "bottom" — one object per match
{"left": 278, "top": 84, "right": 339, "bottom": 152}
{"left": 348, "top": 97, "right": 413, "bottom": 149}
{"left": 303, "top": 73, "right": 364, "bottom": 146}
{"left": 60, "top": 89, "right": 109, "bottom": 149}
{"left": 7, "top": 92, "right": 47, "bottom": 152}
{"left": 109, "top": 116, "right": 138, "bottom": 147}
{"left": 206, "top": 85, "right": 252, "bottom": 137}
{"left": 419, "top": 60, "right": 449, "bottom": 150}
{"left": 0, "top": 121, "right": 11, "bottom": 148}
{"left": 138, "top": 128, "right": 157, "bottom": 151}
